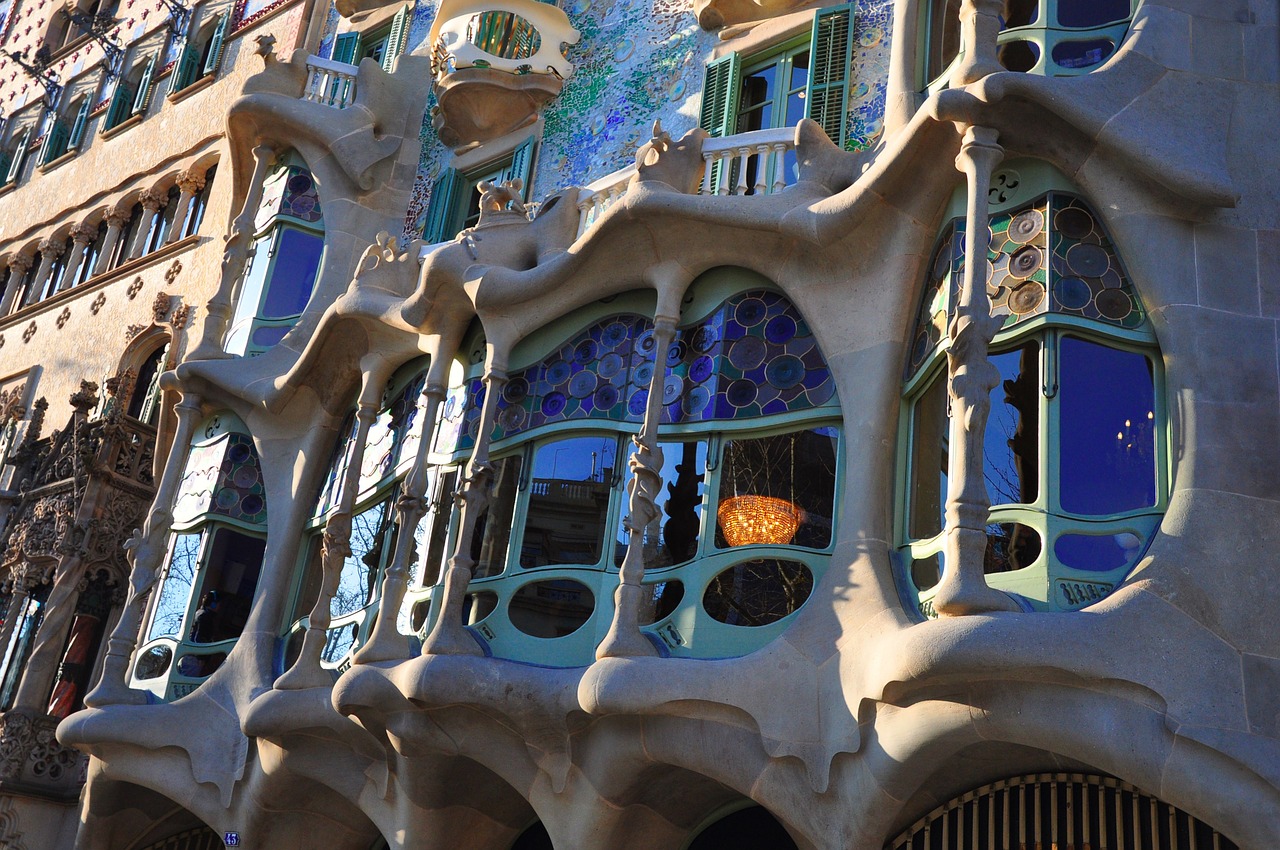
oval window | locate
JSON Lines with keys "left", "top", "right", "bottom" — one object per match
{"left": 135, "top": 645, "right": 173, "bottom": 680}
{"left": 702, "top": 559, "right": 813, "bottom": 627}
{"left": 462, "top": 591, "right": 498, "bottom": 625}
{"left": 1052, "top": 38, "right": 1114, "bottom": 70}
{"left": 998, "top": 39, "right": 1040, "bottom": 72}
{"left": 1054, "top": 531, "right": 1143, "bottom": 572}
{"left": 638, "top": 581, "right": 684, "bottom": 625}
{"left": 985, "top": 522, "right": 1041, "bottom": 573}
{"left": 175, "top": 652, "right": 226, "bottom": 679}
{"left": 912, "top": 553, "right": 941, "bottom": 591}
{"left": 508, "top": 580, "right": 595, "bottom": 638}
{"left": 468, "top": 11, "right": 542, "bottom": 61}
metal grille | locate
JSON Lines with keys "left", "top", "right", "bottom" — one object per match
{"left": 137, "top": 826, "right": 223, "bottom": 850}
{"left": 887, "top": 773, "right": 1238, "bottom": 850}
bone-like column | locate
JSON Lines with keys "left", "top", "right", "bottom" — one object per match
{"left": 931, "top": 125, "right": 1021, "bottom": 617}
{"left": 948, "top": 0, "right": 1004, "bottom": 88}
{"left": 595, "top": 312, "right": 678, "bottom": 659}
{"left": 188, "top": 144, "right": 276, "bottom": 360}
{"left": 353, "top": 377, "right": 448, "bottom": 664}
{"left": 0, "top": 254, "right": 33, "bottom": 315}
{"left": 92, "top": 207, "right": 132, "bottom": 276}
{"left": 166, "top": 170, "right": 207, "bottom": 245}
{"left": 85, "top": 390, "right": 204, "bottom": 707}
{"left": 276, "top": 385, "right": 382, "bottom": 690}
{"left": 420, "top": 366, "right": 509, "bottom": 657}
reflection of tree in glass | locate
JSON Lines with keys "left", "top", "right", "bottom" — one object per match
{"left": 330, "top": 501, "right": 389, "bottom": 619}
{"left": 984, "top": 344, "right": 1038, "bottom": 508}
{"left": 716, "top": 428, "right": 838, "bottom": 550}
{"left": 703, "top": 559, "right": 813, "bottom": 626}
{"left": 149, "top": 533, "right": 203, "bottom": 641}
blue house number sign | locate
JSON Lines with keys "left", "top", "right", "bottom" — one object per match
{"left": 224, "top": 834, "right": 241, "bottom": 847}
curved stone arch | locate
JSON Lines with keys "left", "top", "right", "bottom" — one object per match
{"left": 680, "top": 801, "right": 801, "bottom": 850}
{"left": 0, "top": 795, "right": 27, "bottom": 850}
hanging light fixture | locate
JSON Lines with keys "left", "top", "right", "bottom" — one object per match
{"left": 717, "top": 495, "right": 803, "bottom": 547}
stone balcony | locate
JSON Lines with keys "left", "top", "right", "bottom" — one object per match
{"left": 428, "top": 0, "right": 580, "bottom": 150}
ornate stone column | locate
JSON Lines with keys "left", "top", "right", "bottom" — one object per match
{"left": 22, "top": 238, "right": 66, "bottom": 308}
{"left": 420, "top": 365, "right": 509, "bottom": 657}
{"left": 166, "top": 170, "right": 207, "bottom": 245}
{"left": 354, "top": 378, "right": 449, "bottom": 664}
{"left": 277, "top": 378, "right": 382, "bottom": 689}
{"left": 59, "top": 224, "right": 98, "bottom": 291}
{"left": 931, "top": 125, "right": 1022, "bottom": 617}
{"left": 92, "top": 207, "right": 132, "bottom": 276}
{"left": 127, "top": 190, "right": 169, "bottom": 261}
{"left": 0, "top": 254, "right": 33, "bottom": 315}
{"left": 948, "top": 0, "right": 1004, "bottom": 87}
{"left": 189, "top": 144, "right": 275, "bottom": 360}
{"left": 85, "top": 390, "right": 204, "bottom": 707}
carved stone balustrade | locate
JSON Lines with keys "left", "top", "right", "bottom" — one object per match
{"left": 428, "top": 0, "right": 580, "bottom": 150}
{"left": 303, "top": 55, "right": 359, "bottom": 109}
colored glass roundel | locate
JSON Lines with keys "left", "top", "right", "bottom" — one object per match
{"left": 451, "top": 292, "right": 838, "bottom": 451}
{"left": 256, "top": 163, "right": 324, "bottom": 231}
{"left": 173, "top": 433, "right": 268, "bottom": 526}
{"left": 906, "top": 193, "right": 1147, "bottom": 377}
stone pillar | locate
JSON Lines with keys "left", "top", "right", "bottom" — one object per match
{"left": 189, "top": 144, "right": 275, "bottom": 361}
{"left": 0, "top": 254, "right": 33, "bottom": 315}
{"left": 948, "top": 0, "right": 1004, "bottom": 87}
{"left": 93, "top": 207, "right": 132, "bottom": 276}
{"left": 277, "top": 376, "right": 383, "bottom": 689}
{"left": 354, "top": 379, "right": 448, "bottom": 664}
{"left": 85, "top": 390, "right": 204, "bottom": 708}
{"left": 22, "top": 238, "right": 66, "bottom": 307}
{"left": 421, "top": 364, "right": 509, "bottom": 657}
{"left": 127, "top": 189, "right": 168, "bottom": 261}
{"left": 166, "top": 170, "right": 207, "bottom": 245}
{"left": 932, "top": 125, "right": 1022, "bottom": 617}
{"left": 59, "top": 223, "right": 98, "bottom": 291}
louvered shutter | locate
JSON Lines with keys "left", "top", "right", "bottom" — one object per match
{"left": 381, "top": 5, "right": 410, "bottom": 73}
{"left": 698, "top": 53, "right": 741, "bottom": 193}
{"left": 332, "top": 32, "right": 361, "bottom": 65}
{"left": 39, "top": 120, "right": 69, "bottom": 164}
{"left": 202, "top": 14, "right": 229, "bottom": 76}
{"left": 131, "top": 54, "right": 158, "bottom": 115}
{"left": 806, "top": 4, "right": 854, "bottom": 147}
{"left": 422, "top": 168, "right": 465, "bottom": 242}
{"left": 502, "top": 135, "right": 536, "bottom": 201}
{"left": 68, "top": 98, "right": 90, "bottom": 149}
{"left": 105, "top": 80, "right": 133, "bottom": 128}
{"left": 168, "top": 41, "right": 195, "bottom": 94}
{"left": 5, "top": 127, "right": 30, "bottom": 183}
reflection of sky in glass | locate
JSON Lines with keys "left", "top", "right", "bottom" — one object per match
{"left": 616, "top": 441, "right": 707, "bottom": 567}
{"left": 984, "top": 344, "right": 1039, "bottom": 507}
{"left": 331, "top": 502, "right": 387, "bottom": 618}
{"left": 1059, "top": 337, "right": 1155, "bottom": 515}
{"left": 531, "top": 436, "right": 616, "bottom": 480}
{"left": 521, "top": 437, "right": 618, "bottom": 568}
{"left": 149, "top": 533, "right": 203, "bottom": 641}
{"left": 322, "top": 623, "right": 357, "bottom": 664}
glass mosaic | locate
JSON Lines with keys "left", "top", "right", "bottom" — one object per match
{"left": 454, "top": 291, "right": 838, "bottom": 451}
{"left": 256, "top": 163, "right": 324, "bottom": 231}
{"left": 173, "top": 433, "right": 268, "bottom": 526}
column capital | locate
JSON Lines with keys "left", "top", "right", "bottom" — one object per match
{"left": 6, "top": 253, "right": 34, "bottom": 273}
{"left": 138, "top": 189, "right": 169, "bottom": 211}
{"left": 68, "top": 222, "right": 99, "bottom": 244}
{"left": 37, "top": 237, "right": 67, "bottom": 258}
{"left": 104, "top": 206, "right": 132, "bottom": 228}
{"left": 175, "top": 169, "right": 207, "bottom": 195}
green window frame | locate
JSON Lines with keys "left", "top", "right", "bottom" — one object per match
{"left": 331, "top": 5, "right": 409, "bottom": 72}
{"left": 421, "top": 135, "right": 535, "bottom": 243}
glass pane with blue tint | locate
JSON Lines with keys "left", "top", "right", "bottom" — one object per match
{"left": 1000, "top": 0, "right": 1037, "bottom": 28}
{"left": 262, "top": 228, "right": 323, "bottom": 318}
{"left": 322, "top": 622, "right": 358, "bottom": 664}
{"left": 1054, "top": 529, "right": 1144, "bottom": 572}
{"left": 149, "top": 533, "right": 204, "bottom": 641}
{"left": 189, "top": 528, "right": 265, "bottom": 642}
{"left": 909, "top": 372, "right": 949, "bottom": 540}
{"left": 330, "top": 500, "right": 391, "bottom": 618}
{"left": 715, "top": 427, "right": 838, "bottom": 550}
{"left": 1056, "top": 0, "right": 1130, "bottom": 28}
{"left": 520, "top": 436, "right": 617, "bottom": 568}
{"left": 1052, "top": 38, "right": 1113, "bottom": 69}
{"left": 508, "top": 579, "right": 595, "bottom": 637}
{"left": 616, "top": 440, "right": 708, "bottom": 570}
{"left": 470, "top": 454, "right": 522, "bottom": 579}
{"left": 1058, "top": 336, "right": 1155, "bottom": 515}
{"left": 984, "top": 521, "right": 1041, "bottom": 572}
{"left": 985, "top": 343, "right": 1040, "bottom": 508}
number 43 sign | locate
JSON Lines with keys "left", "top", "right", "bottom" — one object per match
{"left": 224, "top": 834, "right": 241, "bottom": 847}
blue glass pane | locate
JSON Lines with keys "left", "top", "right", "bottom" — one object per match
{"left": 616, "top": 440, "right": 707, "bottom": 569}
{"left": 261, "top": 228, "right": 323, "bottom": 319}
{"left": 1056, "top": 0, "right": 1129, "bottom": 28}
{"left": 330, "top": 501, "right": 390, "bottom": 618}
{"left": 149, "top": 533, "right": 203, "bottom": 641}
{"left": 1055, "top": 530, "right": 1143, "bottom": 572}
{"left": 520, "top": 436, "right": 616, "bottom": 568}
{"left": 1058, "top": 337, "right": 1155, "bottom": 515}
{"left": 985, "top": 343, "right": 1039, "bottom": 507}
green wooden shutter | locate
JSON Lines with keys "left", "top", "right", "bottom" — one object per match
{"left": 380, "top": 5, "right": 410, "bottom": 73}
{"left": 501, "top": 135, "right": 536, "bottom": 200}
{"left": 699, "top": 53, "right": 741, "bottom": 193}
{"left": 0, "top": 152, "right": 10, "bottom": 185}
{"left": 68, "top": 99, "right": 90, "bottom": 149}
{"left": 131, "top": 54, "right": 158, "bottom": 115}
{"left": 6, "top": 128, "right": 30, "bottom": 184}
{"left": 332, "top": 32, "right": 361, "bottom": 65}
{"left": 39, "top": 120, "right": 69, "bottom": 164}
{"left": 168, "top": 41, "right": 194, "bottom": 94}
{"left": 105, "top": 81, "right": 133, "bottom": 128}
{"left": 202, "top": 14, "right": 229, "bottom": 76}
{"left": 806, "top": 4, "right": 854, "bottom": 147}
{"left": 422, "top": 167, "right": 464, "bottom": 242}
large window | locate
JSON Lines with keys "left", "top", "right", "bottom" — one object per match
{"left": 330, "top": 4, "right": 411, "bottom": 72}
{"left": 168, "top": 12, "right": 229, "bottom": 95}
{"left": 900, "top": 189, "right": 1163, "bottom": 617}
{"left": 132, "top": 414, "right": 268, "bottom": 700}
{"left": 104, "top": 52, "right": 159, "bottom": 131}
{"left": 224, "top": 154, "right": 324, "bottom": 356}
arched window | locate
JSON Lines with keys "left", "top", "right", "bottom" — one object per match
{"left": 132, "top": 413, "right": 268, "bottom": 700}
{"left": 110, "top": 202, "right": 143, "bottom": 269}
{"left": 922, "top": 0, "right": 1135, "bottom": 86}
{"left": 183, "top": 164, "right": 218, "bottom": 239}
{"left": 127, "top": 342, "right": 169, "bottom": 425}
{"left": 224, "top": 152, "right": 324, "bottom": 356}
{"left": 899, "top": 183, "right": 1163, "bottom": 617}
{"left": 143, "top": 185, "right": 183, "bottom": 254}
{"left": 71, "top": 220, "right": 109, "bottom": 287}
{"left": 104, "top": 51, "right": 159, "bottom": 131}
{"left": 6, "top": 250, "right": 41, "bottom": 314}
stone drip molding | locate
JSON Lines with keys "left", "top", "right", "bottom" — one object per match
{"left": 56, "top": 2, "right": 1280, "bottom": 848}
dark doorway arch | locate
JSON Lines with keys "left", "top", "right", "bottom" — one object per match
{"left": 687, "top": 805, "right": 798, "bottom": 850}
{"left": 511, "top": 821, "right": 553, "bottom": 850}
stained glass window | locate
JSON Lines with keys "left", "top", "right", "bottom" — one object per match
{"left": 173, "top": 432, "right": 267, "bottom": 526}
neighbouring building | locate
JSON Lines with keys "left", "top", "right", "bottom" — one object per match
{"left": 0, "top": 0, "right": 1277, "bottom": 846}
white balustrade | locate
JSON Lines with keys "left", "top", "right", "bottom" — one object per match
{"left": 699, "top": 126, "right": 797, "bottom": 197}
{"left": 304, "top": 55, "right": 358, "bottom": 109}
{"left": 575, "top": 165, "right": 636, "bottom": 237}
{"left": 429, "top": 0, "right": 580, "bottom": 80}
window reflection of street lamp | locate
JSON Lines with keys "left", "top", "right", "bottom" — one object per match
{"left": 717, "top": 495, "right": 803, "bottom": 547}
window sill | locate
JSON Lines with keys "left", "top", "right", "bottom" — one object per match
{"left": 0, "top": 233, "right": 201, "bottom": 332}
{"left": 37, "top": 149, "right": 78, "bottom": 173}
{"left": 166, "top": 73, "right": 217, "bottom": 104}
{"left": 0, "top": 182, "right": 14, "bottom": 198}
{"left": 98, "top": 114, "right": 144, "bottom": 141}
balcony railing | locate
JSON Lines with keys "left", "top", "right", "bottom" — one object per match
{"left": 575, "top": 126, "right": 800, "bottom": 236}
{"left": 303, "top": 55, "right": 358, "bottom": 109}
{"left": 428, "top": 0, "right": 579, "bottom": 80}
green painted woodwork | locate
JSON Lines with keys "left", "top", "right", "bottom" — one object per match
{"left": 807, "top": 4, "right": 855, "bottom": 146}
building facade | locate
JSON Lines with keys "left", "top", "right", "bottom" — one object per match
{"left": 0, "top": 0, "right": 1277, "bottom": 846}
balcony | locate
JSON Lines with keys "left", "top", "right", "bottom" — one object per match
{"left": 303, "top": 55, "right": 359, "bottom": 109}
{"left": 428, "top": 0, "right": 580, "bottom": 150}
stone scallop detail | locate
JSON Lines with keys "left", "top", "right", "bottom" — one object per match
{"left": 445, "top": 290, "right": 838, "bottom": 452}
